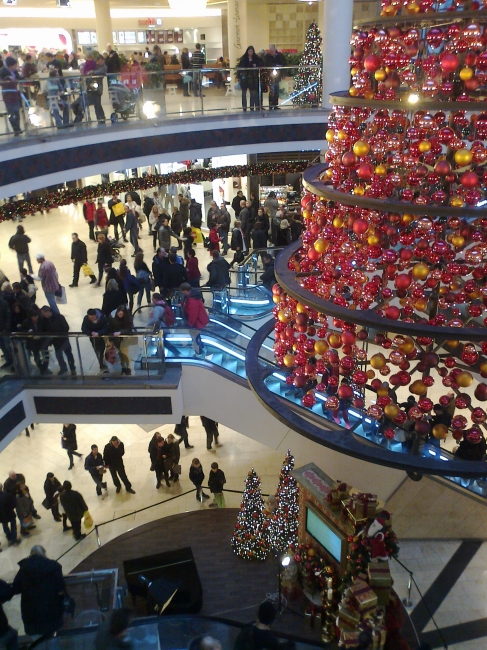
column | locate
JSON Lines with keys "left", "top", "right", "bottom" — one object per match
{"left": 94, "top": 0, "right": 113, "bottom": 52}
{"left": 319, "top": 0, "right": 354, "bottom": 109}
{"left": 227, "top": 0, "right": 248, "bottom": 69}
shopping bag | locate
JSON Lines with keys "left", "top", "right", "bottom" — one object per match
{"left": 112, "top": 201, "right": 125, "bottom": 217}
{"left": 54, "top": 285, "right": 67, "bottom": 304}
{"left": 191, "top": 227, "right": 204, "bottom": 244}
{"left": 83, "top": 510, "right": 93, "bottom": 529}
{"left": 82, "top": 263, "right": 94, "bottom": 277}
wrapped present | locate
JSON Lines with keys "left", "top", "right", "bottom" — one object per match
{"left": 350, "top": 579, "right": 378, "bottom": 614}
{"left": 372, "top": 585, "right": 390, "bottom": 607}
{"left": 327, "top": 488, "right": 341, "bottom": 509}
{"left": 335, "top": 480, "right": 351, "bottom": 500}
{"left": 339, "top": 630, "right": 360, "bottom": 648}
{"left": 337, "top": 603, "right": 360, "bottom": 629}
{"left": 352, "top": 493, "right": 378, "bottom": 520}
{"left": 342, "top": 498, "right": 367, "bottom": 527}
{"left": 368, "top": 561, "right": 392, "bottom": 587}
{"left": 371, "top": 622, "right": 387, "bottom": 648}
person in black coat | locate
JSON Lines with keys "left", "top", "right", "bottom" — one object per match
{"left": 59, "top": 481, "right": 88, "bottom": 540}
{"left": 251, "top": 222, "right": 268, "bottom": 255}
{"left": 62, "top": 424, "right": 82, "bottom": 469}
{"left": 40, "top": 306, "right": 77, "bottom": 376}
{"left": 43, "top": 472, "right": 62, "bottom": 521}
{"left": 149, "top": 434, "right": 170, "bottom": 489}
{"left": 70, "top": 233, "right": 96, "bottom": 287}
{"left": 81, "top": 308, "right": 109, "bottom": 373}
{"left": 231, "top": 191, "right": 246, "bottom": 217}
{"left": 84, "top": 445, "right": 108, "bottom": 497}
{"left": 208, "top": 462, "right": 226, "bottom": 508}
{"left": 260, "top": 254, "right": 276, "bottom": 294}
{"left": 95, "top": 233, "right": 113, "bottom": 287}
{"left": 189, "top": 458, "right": 210, "bottom": 502}
{"left": 103, "top": 437, "right": 135, "bottom": 494}
{"left": 163, "top": 255, "right": 188, "bottom": 297}
{"left": 152, "top": 249, "right": 170, "bottom": 293}
{"left": 102, "top": 279, "right": 127, "bottom": 317}
{"left": 0, "top": 578, "right": 18, "bottom": 650}
{"left": 11, "top": 545, "right": 65, "bottom": 636}
{"left": 229, "top": 222, "right": 248, "bottom": 267}
{"left": 164, "top": 434, "right": 181, "bottom": 483}
{"left": 205, "top": 251, "right": 230, "bottom": 288}
{"left": 0, "top": 482, "right": 19, "bottom": 545}
{"left": 189, "top": 199, "right": 202, "bottom": 228}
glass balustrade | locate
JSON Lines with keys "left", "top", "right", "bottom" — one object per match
{"left": 0, "top": 66, "right": 324, "bottom": 139}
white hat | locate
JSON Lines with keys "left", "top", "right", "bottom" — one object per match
{"left": 35, "top": 252, "right": 45, "bottom": 259}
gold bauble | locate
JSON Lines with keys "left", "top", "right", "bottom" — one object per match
{"left": 451, "top": 235, "right": 465, "bottom": 248}
{"left": 354, "top": 185, "right": 365, "bottom": 196}
{"left": 414, "top": 299, "right": 428, "bottom": 312}
{"left": 432, "top": 424, "right": 448, "bottom": 440}
{"left": 384, "top": 404, "right": 400, "bottom": 419}
{"left": 364, "top": 90, "right": 375, "bottom": 100}
{"left": 407, "top": 1, "right": 420, "bottom": 13}
{"left": 296, "top": 302, "right": 308, "bottom": 314}
{"left": 283, "top": 354, "right": 296, "bottom": 368}
{"left": 454, "top": 148, "right": 473, "bottom": 166}
{"left": 353, "top": 140, "right": 370, "bottom": 157}
{"left": 278, "top": 309, "right": 291, "bottom": 323}
{"left": 314, "top": 238, "right": 328, "bottom": 253}
{"left": 333, "top": 217, "right": 344, "bottom": 228}
{"left": 399, "top": 338, "right": 415, "bottom": 354}
{"left": 402, "top": 214, "right": 414, "bottom": 225}
{"left": 375, "top": 164, "right": 387, "bottom": 176}
{"left": 418, "top": 140, "right": 431, "bottom": 153}
{"left": 366, "top": 369, "right": 375, "bottom": 379}
{"left": 370, "top": 353, "right": 386, "bottom": 370}
{"left": 337, "top": 130, "right": 348, "bottom": 141}
{"left": 349, "top": 86, "right": 360, "bottom": 97}
{"left": 410, "top": 380, "right": 427, "bottom": 396}
{"left": 368, "top": 234, "right": 380, "bottom": 245}
{"left": 314, "top": 340, "right": 329, "bottom": 356}
{"left": 412, "top": 262, "right": 429, "bottom": 280}
{"left": 457, "top": 371, "right": 473, "bottom": 388}
{"left": 326, "top": 129, "right": 335, "bottom": 142}
{"left": 375, "top": 69, "right": 387, "bottom": 82}
{"left": 450, "top": 197, "right": 465, "bottom": 207}
{"left": 460, "top": 67, "right": 474, "bottom": 81}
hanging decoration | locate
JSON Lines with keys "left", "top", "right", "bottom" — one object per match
{"left": 0, "top": 161, "right": 310, "bottom": 222}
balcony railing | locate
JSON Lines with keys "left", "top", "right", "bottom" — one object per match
{"left": 0, "top": 65, "right": 324, "bottom": 139}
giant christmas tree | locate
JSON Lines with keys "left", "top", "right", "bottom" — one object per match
{"left": 292, "top": 22, "right": 323, "bottom": 107}
{"left": 268, "top": 450, "right": 299, "bottom": 554}
{"left": 231, "top": 468, "right": 269, "bottom": 560}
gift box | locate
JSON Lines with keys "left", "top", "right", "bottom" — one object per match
{"left": 342, "top": 498, "right": 368, "bottom": 527}
{"left": 350, "top": 579, "right": 378, "bottom": 614}
{"left": 368, "top": 561, "right": 392, "bottom": 587}
{"left": 371, "top": 585, "right": 390, "bottom": 607}
{"left": 339, "top": 630, "right": 360, "bottom": 648}
{"left": 353, "top": 493, "right": 378, "bottom": 520}
{"left": 337, "top": 603, "right": 360, "bottom": 629}
{"left": 371, "top": 622, "right": 387, "bottom": 648}
{"left": 327, "top": 488, "right": 341, "bottom": 509}
{"left": 335, "top": 480, "right": 351, "bottom": 500}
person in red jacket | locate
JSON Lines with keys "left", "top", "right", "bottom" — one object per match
{"left": 94, "top": 199, "right": 109, "bottom": 234}
{"left": 180, "top": 282, "right": 209, "bottom": 356}
{"left": 83, "top": 198, "right": 96, "bottom": 241}
{"left": 208, "top": 223, "right": 220, "bottom": 254}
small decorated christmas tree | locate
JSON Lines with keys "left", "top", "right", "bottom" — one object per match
{"left": 268, "top": 450, "right": 299, "bottom": 554}
{"left": 292, "top": 22, "right": 323, "bottom": 107}
{"left": 231, "top": 468, "right": 269, "bottom": 560}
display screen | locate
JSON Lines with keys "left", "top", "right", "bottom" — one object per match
{"left": 306, "top": 506, "right": 343, "bottom": 563}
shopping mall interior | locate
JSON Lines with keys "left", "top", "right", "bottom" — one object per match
{"left": 2, "top": 1, "right": 487, "bottom": 649}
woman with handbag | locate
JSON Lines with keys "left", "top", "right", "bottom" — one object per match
{"left": 62, "top": 423, "right": 83, "bottom": 469}
{"left": 164, "top": 433, "right": 181, "bottom": 483}
{"left": 133, "top": 252, "right": 152, "bottom": 309}
{"left": 109, "top": 305, "right": 135, "bottom": 376}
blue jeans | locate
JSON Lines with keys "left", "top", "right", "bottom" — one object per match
{"left": 2, "top": 515, "right": 17, "bottom": 542}
{"left": 17, "top": 251, "right": 33, "bottom": 275}
{"left": 44, "top": 291, "right": 60, "bottom": 314}
{"left": 51, "top": 98, "right": 70, "bottom": 127}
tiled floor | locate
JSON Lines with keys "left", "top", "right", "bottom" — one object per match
{"left": 0, "top": 418, "right": 288, "bottom": 633}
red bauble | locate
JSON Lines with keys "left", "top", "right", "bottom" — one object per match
{"left": 441, "top": 53, "right": 459, "bottom": 74}
{"left": 364, "top": 54, "right": 381, "bottom": 72}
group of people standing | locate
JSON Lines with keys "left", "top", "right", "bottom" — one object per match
{"left": 237, "top": 44, "right": 286, "bottom": 111}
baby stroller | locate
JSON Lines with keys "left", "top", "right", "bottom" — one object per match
{"left": 107, "top": 236, "right": 123, "bottom": 262}
{"left": 108, "top": 82, "right": 140, "bottom": 121}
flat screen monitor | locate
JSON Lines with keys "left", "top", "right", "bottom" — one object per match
{"left": 306, "top": 503, "right": 345, "bottom": 565}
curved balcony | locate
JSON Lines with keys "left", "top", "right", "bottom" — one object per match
{"left": 0, "top": 67, "right": 327, "bottom": 198}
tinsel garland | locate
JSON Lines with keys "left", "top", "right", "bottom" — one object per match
{"left": 0, "top": 161, "right": 310, "bottom": 222}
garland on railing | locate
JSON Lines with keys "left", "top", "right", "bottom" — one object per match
{"left": 0, "top": 161, "right": 310, "bottom": 221}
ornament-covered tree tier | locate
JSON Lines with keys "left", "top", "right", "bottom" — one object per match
{"left": 271, "top": 2, "right": 487, "bottom": 475}
{"left": 231, "top": 468, "right": 269, "bottom": 561}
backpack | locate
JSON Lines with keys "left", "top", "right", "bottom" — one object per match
{"left": 164, "top": 304, "right": 175, "bottom": 327}
{"left": 233, "top": 624, "right": 256, "bottom": 650}
{"left": 203, "top": 236, "right": 211, "bottom": 249}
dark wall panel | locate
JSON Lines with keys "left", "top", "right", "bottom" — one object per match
{"left": 34, "top": 396, "right": 172, "bottom": 415}
{"left": 0, "top": 401, "right": 26, "bottom": 443}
